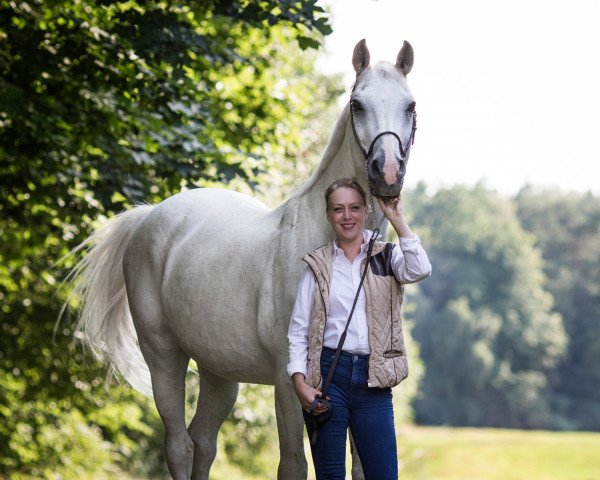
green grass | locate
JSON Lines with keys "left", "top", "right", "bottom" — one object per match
{"left": 209, "top": 426, "right": 600, "bottom": 479}
{"left": 397, "top": 426, "right": 600, "bottom": 480}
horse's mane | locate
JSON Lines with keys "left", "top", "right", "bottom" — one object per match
{"left": 289, "top": 102, "right": 351, "bottom": 201}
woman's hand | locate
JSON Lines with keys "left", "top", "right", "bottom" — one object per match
{"left": 291, "top": 373, "right": 329, "bottom": 414}
{"left": 377, "top": 195, "right": 404, "bottom": 220}
{"left": 376, "top": 195, "right": 415, "bottom": 239}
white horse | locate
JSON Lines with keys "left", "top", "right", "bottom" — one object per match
{"left": 70, "top": 39, "right": 417, "bottom": 479}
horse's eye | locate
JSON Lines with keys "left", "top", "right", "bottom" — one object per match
{"left": 351, "top": 99, "right": 363, "bottom": 111}
{"left": 406, "top": 101, "right": 417, "bottom": 113}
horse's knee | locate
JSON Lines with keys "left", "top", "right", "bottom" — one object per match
{"left": 273, "top": 374, "right": 308, "bottom": 478}
{"left": 187, "top": 417, "right": 219, "bottom": 479}
{"left": 277, "top": 451, "right": 308, "bottom": 480}
{"left": 165, "top": 432, "right": 194, "bottom": 480}
{"left": 188, "top": 434, "right": 218, "bottom": 480}
{"left": 189, "top": 430, "right": 217, "bottom": 462}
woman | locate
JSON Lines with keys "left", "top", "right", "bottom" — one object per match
{"left": 287, "top": 178, "right": 431, "bottom": 479}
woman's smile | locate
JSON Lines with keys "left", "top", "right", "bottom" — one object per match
{"left": 326, "top": 187, "right": 368, "bottom": 246}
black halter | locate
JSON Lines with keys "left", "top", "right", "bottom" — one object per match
{"left": 348, "top": 90, "right": 418, "bottom": 229}
{"left": 350, "top": 103, "right": 417, "bottom": 162}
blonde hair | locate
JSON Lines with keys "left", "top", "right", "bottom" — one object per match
{"left": 324, "top": 178, "right": 367, "bottom": 210}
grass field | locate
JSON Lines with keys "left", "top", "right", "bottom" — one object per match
{"left": 396, "top": 426, "right": 600, "bottom": 480}
{"left": 211, "top": 426, "right": 600, "bottom": 480}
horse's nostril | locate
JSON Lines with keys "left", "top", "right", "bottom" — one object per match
{"left": 370, "top": 155, "right": 405, "bottom": 178}
{"left": 370, "top": 156, "right": 383, "bottom": 174}
{"left": 399, "top": 160, "right": 406, "bottom": 176}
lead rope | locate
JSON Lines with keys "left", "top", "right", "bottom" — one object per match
{"left": 365, "top": 157, "right": 386, "bottom": 231}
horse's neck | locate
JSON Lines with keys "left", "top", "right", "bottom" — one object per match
{"left": 273, "top": 104, "right": 370, "bottom": 252}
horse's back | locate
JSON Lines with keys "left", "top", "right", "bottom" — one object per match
{"left": 124, "top": 188, "right": 280, "bottom": 383}
{"left": 127, "top": 187, "right": 273, "bottom": 254}
{"left": 146, "top": 188, "right": 270, "bottom": 232}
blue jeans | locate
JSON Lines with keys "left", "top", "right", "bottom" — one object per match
{"left": 303, "top": 347, "right": 398, "bottom": 480}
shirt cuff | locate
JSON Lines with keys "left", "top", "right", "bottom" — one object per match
{"left": 287, "top": 361, "right": 308, "bottom": 379}
{"left": 399, "top": 233, "right": 422, "bottom": 253}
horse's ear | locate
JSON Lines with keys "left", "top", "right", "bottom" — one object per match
{"left": 396, "top": 40, "right": 414, "bottom": 76}
{"left": 352, "top": 39, "right": 370, "bottom": 76}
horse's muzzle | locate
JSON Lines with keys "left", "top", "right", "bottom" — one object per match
{"left": 368, "top": 157, "right": 405, "bottom": 198}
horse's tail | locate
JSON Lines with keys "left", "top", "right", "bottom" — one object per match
{"left": 64, "top": 205, "right": 155, "bottom": 397}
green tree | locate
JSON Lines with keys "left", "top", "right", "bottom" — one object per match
{"left": 515, "top": 187, "right": 600, "bottom": 430}
{"left": 0, "top": 0, "right": 336, "bottom": 476}
{"left": 1, "top": 0, "right": 332, "bottom": 214}
{"left": 407, "top": 184, "right": 567, "bottom": 429}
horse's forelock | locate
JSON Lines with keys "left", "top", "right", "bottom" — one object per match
{"left": 353, "top": 63, "right": 403, "bottom": 93}
{"left": 372, "top": 62, "right": 403, "bottom": 80}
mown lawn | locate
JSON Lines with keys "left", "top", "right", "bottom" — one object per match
{"left": 210, "top": 426, "right": 600, "bottom": 480}
{"left": 396, "top": 426, "right": 600, "bottom": 480}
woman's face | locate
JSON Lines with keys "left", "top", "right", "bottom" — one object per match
{"left": 326, "top": 187, "right": 368, "bottom": 244}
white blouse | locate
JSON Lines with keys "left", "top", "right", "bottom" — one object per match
{"left": 287, "top": 230, "right": 432, "bottom": 378}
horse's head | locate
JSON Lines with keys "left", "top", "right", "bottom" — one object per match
{"left": 350, "top": 39, "right": 416, "bottom": 201}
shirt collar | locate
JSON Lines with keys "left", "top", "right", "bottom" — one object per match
{"left": 333, "top": 229, "right": 382, "bottom": 258}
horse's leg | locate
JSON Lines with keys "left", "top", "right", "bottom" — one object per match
{"left": 274, "top": 370, "right": 308, "bottom": 480}
{"left": 188, "top": 368, "right": 239, "bottom": 480}
{"left": 131, "top": 346, "right": 192, "bottom": 480}
{"left": 128, "top": 285, "right": 193, "bottom": 478}
{"left": 142, "top": 342, "right": 193, "bottom": 480}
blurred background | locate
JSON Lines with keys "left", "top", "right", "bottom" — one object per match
{"left": 1, "top": 1, "right": 598, "bottom": 478}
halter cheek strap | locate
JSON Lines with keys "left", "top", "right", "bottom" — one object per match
{"left": 350, "top": 107, "right": 417, "bottom": 162}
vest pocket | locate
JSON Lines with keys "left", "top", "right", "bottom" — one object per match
{"left": 390, "top": 355, "right": 409, "bottom": 385}
{"left": 376, "top": 354, "right": 408, "bottom": 388}
{"left": 383, "top": 350, "right": 405, "bottom": 358}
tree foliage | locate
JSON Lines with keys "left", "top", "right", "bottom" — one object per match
{"left": 0, "top": 0, "right": 335, "bottom": 476}
{"left": 3, "top": 0, "right": 600, "bottom": 476}
{"left": 515, "top": 187, "right": 600, "bottom": 429}
{"left": 0, "top": 0, "right": 332, "bottom": 215}
{"left": 407, "top": 184, "right": 568, "bottom": 429}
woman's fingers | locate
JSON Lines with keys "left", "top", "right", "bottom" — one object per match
{"left": 310, "top": 393, "right": 330, "bottom": 414}
{"left": 377, "top": 195, "right": 403, "bottom": 219}
{"left": 299, "top": 388, "right": 331, "bottom": 414}
{"left": 293, "top": 380, "right": 331, "bottom": 415}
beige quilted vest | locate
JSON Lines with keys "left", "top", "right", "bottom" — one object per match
{"left": 303, "top": 241, "right": 408, "bottom": 389}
